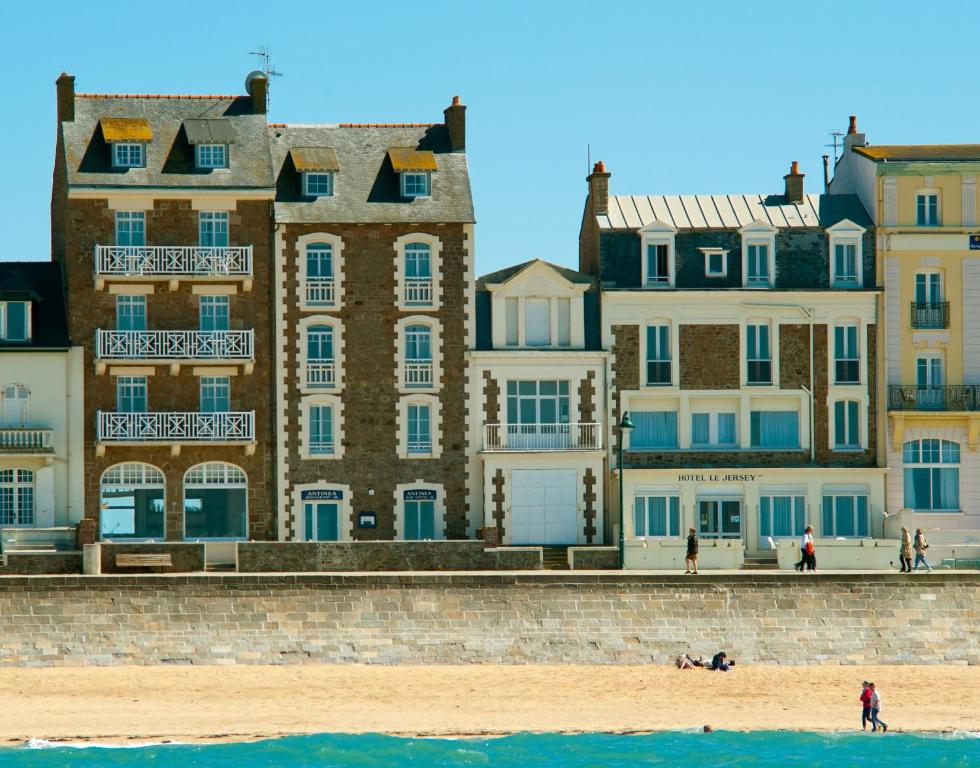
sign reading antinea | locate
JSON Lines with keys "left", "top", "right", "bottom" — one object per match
{"left": 403, "top": 489, "right": 437, "bottom": 501}
{"left": 301, "top": 489, "right": 344, "bottom": 501}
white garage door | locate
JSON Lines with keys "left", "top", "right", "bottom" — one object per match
{"left": 510, "top": 469, "right": 578, "bottom": 545}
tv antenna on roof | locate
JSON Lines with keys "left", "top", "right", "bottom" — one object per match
{"left": 826, "top": 129, "right": 845, "bottom": 164}
{"left": 249, "top": 46, "right": 283, "bottom": 111}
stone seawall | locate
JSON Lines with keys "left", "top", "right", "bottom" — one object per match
{"left": 0, "top": 573, "right": 977, "bottom": 667}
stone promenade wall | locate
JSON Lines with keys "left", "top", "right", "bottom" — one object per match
{"left": 0, "top": 573, "right": 977, "bottom": 667}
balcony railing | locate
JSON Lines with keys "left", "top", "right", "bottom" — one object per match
{"left": 403, "top": 278, "right": 433, "bottom": 306}
{"left": 94, "top": 245, "right": 252, "bottom": 278}
{"left": 0, "top": 429, "right": 53, "bottom": 453}
{"left": 888, "top": 385, "right": 980, "bottom": 412}
{"left": 96, "top": 330, "right": 254, "bottom": 361}
{"left": 483, "top": 423, "right": 602, "bottom": 451}
{"left": 911, "top": 301, "right": 950, "bottom": 329}
{"left": 404, "top": 361, "right": 433, "bottom": 388}
{"left": 97, "top": 411, "right": 255, "bottom": 443}
{"left": 306, "top": 361, "right": 336, "bottom": 388}
{"left": 305, "top": 278, "right": 336, "bottom": 307}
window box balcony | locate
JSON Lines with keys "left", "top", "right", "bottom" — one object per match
{"left": 306, "top": 362, "right": 336, "bottom": 389}
{"left": 483, "top": 423, "right": 602, "bottom": 451}
{"left": 910, "top": 301, "right": 950, "bottom": 329}
{"left": 305, "top": 278, "right": 336, "bottom": 307}
{"left": 403, "top": 278, "right": 433, "bottom": 306}
{"left": 888, "top": 385, "right": 980, "bottom": 412}
{"left": 0, "top": 429, "right": 53, "bottom": 454}
{"left": 93, "top": 245, "right": 253, "bottom": 290}
{"left": 95, "top": 330, "right": 254, "bottom": 373}
{"left": 96, "top": 411, "right": 255, "bottom": 456}
{"left": 404, "top": 362, "right": 434, "bottom": 388}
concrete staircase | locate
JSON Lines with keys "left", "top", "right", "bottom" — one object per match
{"left": 742, "top": 556, "right": 778, "bottom": 571}
{"left": 541, "top": 546, "right": 570, "bottom": 570}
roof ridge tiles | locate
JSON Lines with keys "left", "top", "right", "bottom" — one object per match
{"left": 77, "top": 93, "right": 239, "bottom": 100}
{"left": 339, "top": 122, "right": 441, "bottom": 128}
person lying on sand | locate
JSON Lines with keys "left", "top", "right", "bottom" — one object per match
{"left": 708, "top": 652, "right": 733, "bottom": 671}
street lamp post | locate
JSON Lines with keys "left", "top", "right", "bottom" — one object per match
{"left": 618, "top": 411, "right": 634, "bottom": 569}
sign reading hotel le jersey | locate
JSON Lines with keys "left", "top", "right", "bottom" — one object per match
{"left": 403, "top": 489, "right": 437, "bottom": 501}
{"left": 300, "top": 489, "right": 344, "bottom": 501}
{"left": 677, "top": 473, "right": 761, "bottom": 483}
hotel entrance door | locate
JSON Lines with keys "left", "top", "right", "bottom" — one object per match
{"left": 698, "top": 499, "right": 741, "bottom": 539}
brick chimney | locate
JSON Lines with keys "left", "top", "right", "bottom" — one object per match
{"left": 844, "top": 114, "right": 866, "bottom": 152}
{"left": 784, "top": 161, "right": 804, "bottom": 203}
{"left": 587, "top": 160, "right": 611, "bottom": 216}
{"left": 56, "top": 72, "right": 75, "bottom": 123}
{"left": 444, "top": 95, "right": 466, "bottom": 152}
{"left": 246, "top": 72, "right": 268, "bottom": 115}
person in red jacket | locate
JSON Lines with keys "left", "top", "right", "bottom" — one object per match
{"left": 860, "top": 681, "right": 873, "bottom": 730}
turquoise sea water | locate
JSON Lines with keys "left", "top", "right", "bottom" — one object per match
{"left": 5, "top": 731, "right": 978, "bottom": 768}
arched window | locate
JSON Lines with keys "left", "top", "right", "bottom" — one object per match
{"left": 100, "top": 463, "right": 165, "bottom": 539}
{"left": 0, "top": 469, "right": 34, "bottom": 526}
{"left": 184, "top": 462, "right": 248, "bottom": 539}
{"left": 305, "top": 243, "right": 334, "bottom": 307}
{"left": 404, "top": 324, "right": 432, "bottom": 388}
{"left": 0, "top": 384, "right": 29, "bottom": 428}
{"left": 904, "top": 439, "right": 960, "bottom": 512}
{"left": 306, "top": 325, "right": 335, "bottom": 388}
{"left": 403, "top": 242, "right": 432, "bottom": 306}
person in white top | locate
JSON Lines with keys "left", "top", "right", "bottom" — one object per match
{"left": 795, "top": 526, "right": 815, "bottom": 572}
{"left": 869, "top": 683, "right": 888, "bottom": 732}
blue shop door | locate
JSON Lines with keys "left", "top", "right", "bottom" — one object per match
{"left": 304, "top": 502, "right": 339, "bottom": 541}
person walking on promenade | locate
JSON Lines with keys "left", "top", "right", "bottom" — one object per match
{"left": 859, "top": 681, "right": 873, "bottom": 730}
{"left": 796, "top": 526, "right": 816, "bottom": 571}
{"left": 685, "top": 528, "right": 699, "bottom": 574}
{"left": 913, "top": 528, "right": 933, "bottom": 573}
{"left": 869, "top": 683, "right": 888, "bottom": 732}
{"left": 899, "top": 527, "right": 913, "bottom": 573}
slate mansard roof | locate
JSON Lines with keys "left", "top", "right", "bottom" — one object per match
{"left": 599, "top": 193, "right": 871, "bottom": 231}
{"left": 60, "top": 95, "right": 275, "bottom": 189}
{"left": 270, "top": 124, "right": 474, "bottom": 224}
{"left": 0, "top": 262, "right": 70, "bottom": 350}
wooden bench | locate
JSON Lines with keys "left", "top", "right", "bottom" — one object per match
{"left": 115, "top": 553, "right": 172, "bottom": 569}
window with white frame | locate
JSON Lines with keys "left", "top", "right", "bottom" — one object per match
{"left": 759, "top": 495, "right": 805, "bottom": 541}
{"left": 833, "top": 400, "right": 860, "bottom": 450}
{"left": 746, "top": 322, "right": 772, "bottom": 384}
{"left": 904, "top": 439, "right": 959, "bottom": 512}
{"left": 633, "top": 495, "right": 680, "bottom": 537}
{"left": 832, "top": 242, "right": 859, "bottom": 286}
{"left": 0, "top": 301, "right": 30, "bottom": 342}
{"left": 404, "top": 242, "right": 433, "bottom": 307}
{"left": 645, "top": 242, "right": 671, "bottom": 286}
{"left": 401, "top": 172, "right": 430, "bottom": 197}
{"left": 0, "top": 469, "right": 33, "bottom": 526}
{"left": 916, "top": 192, "right": 940, "bottom": 226}
{"left": 629, "top": 411, "right": 678, "bottom": 450}
{"left": 691, "top": 411, "right": 737, "bottom": 448}
{"left": 199, "top": 376, "right": 230, "bottom": 413}
{"left": 199, "top": 212, "right": 229, "bottom": 247}
{"left": 703, "top": 248, "right": 728, "bottom": 277}
{"left": 183, "top": 462, "right": 247, "bottom": 539}
{"left": 834, "top": 322, "right": 860, "bottom": 384}
{"left": 404, "top": 324, "right": 433, "bottom": 387}
{"left": 306, "top": 325, "right": 335, "bottom": 388}
{"left": 309, "top": 404, "right": 335, "bottom": 455}
{"left": 645, "top": 324, "right": 671, "bottom": 385}
{"left": 915, "top": 353, "right": 945, "bottom": 409}
{"left": 116, "top": 376, "right": 147, "bottom": 413}
{"left": 199, "top": 295, "right": 230, "bottom": 331}
{"left": 195, "top": 144, "right": 228, "bottom": 169}
{"left": 303, "top": 241, "right": 338, "bottom": 308}
{"left": 112, "top": 142, "right": 144, "bottom": 168}
{"left": 115, "top": 295, "right": 146, "bottom": 332}
{"left": 303, "top": 172, "right": 334, "bottom": 197}
{"left": 745, "top": 242, "right": 771, "bottom": 285}
{"left": 403, "top": 493, "right": 437, "bottom": 539}
{"left": 821, "top": 493, "right": 869, "bottom": 537}
{"left": 750, "top": 411, "right": 798, "bottom": 449}
{"left": 0, "top": 384, "right": 29, "bottom": 428}
{"left": 525, "top": 299, "right": 551, "bottom": 346}
{"left": 99, "top": 462, "right": 165, "bottom": 539}
{"left": 407, "top": 403, "right": 432, "bottom": 455}
{"left": 913, "top": 271, "right": 946, "bottom": 329}
{"left": 115, "top": 211, "right": 145, "bottom": 246}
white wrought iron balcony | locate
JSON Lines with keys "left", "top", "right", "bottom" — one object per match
{"left": 93, "top": 245, "right": 253, "bottom": 289}
{"left": 403, "top": 278, "right": 433, "bottom": 306}
{"left": 404, "top": 361, "right": 433, "bottom": 388}
{"left": 483, "top": 423, "right": 602, "bottom": 452}
{"left": 306, "top": 361, "right": 336, "bottom": 388}
{"left": 305, "top": 278, "right": 336, "bottom": 307}
{"left": 0, "top": 429, "right": 54, "bottom": 454}
{"left": 96, "top": 411, "right": 255, "bottom": 455}
{"left": 96, "top": 330, "right": 254, "bottom": 366}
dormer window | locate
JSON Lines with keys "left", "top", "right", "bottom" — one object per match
{"left": 112, "top": 142, "right": 145, "bottom": 168}
{"left": 303, "top": 172, "right": 334, "bottom": 197}
{"left": 195, "top": 144, "right": 228, "bottom": 169}
{"left": 402, "top": 172, "right": 431, "bottom": 198}
{"left": 639, "top": 221, "right": 677, "bottom": 288}
{"left": 701, "top": 248, "right": 729, "bottom": 278}
{"left": 388, "top": 148, "right": 436, "bottom": 199}
{"left": 101, "top": 117, "right": 152, "bottom": 169}
{"left": 0, "top": 301, "right": 30, "bottom": 343}
{"left": 827, "top": 219, "right": 866, "bottom": 289}
{"left": 739, "top": 221, "right": 777, "bottom": 288}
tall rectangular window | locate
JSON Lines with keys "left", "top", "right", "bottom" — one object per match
{"left": 746, "top": 323, "right": 772, "bottom": 384}
{"left": 759, "top": 495, "right": 806, "bottom": 540}
{"left": 633, "top": 495, "right": 680, "bottom": 537}
{"left": 904, "top": 439, "right": 960, "bottom": 511}
{"left": 822, "top": 495, "right": 869, "bottom": 537}
{"left": 504, "top": 297, "right": 519, "bottom": 346}
{"left": 750, "top": 411, "right": 798, "bottom": 449}
{"left": 1, "top": 302, "right": 29, "bottom": 342}
{"left": 525, "top": 299, "right": 551, "bottom": 346}
{"left": 199, "top": 212, "right": 229, "bottom": 247}
{"left": 116, "top": 376, "right": 147, "bottom": 413}
{"left": 833, "top": 243, "right": 857, "bottom": 284}
{"left": 200, "top": 376, "right": 230, "bottom": 413}
{"left": 199, "top": 296, "right": 230, "bottom": 332}
{"left": 404, "top": 499, "right": 436, "bottom": 539}
{"left": 646, "top": 325, "right": 671, "bottom": 385}
{"left": 916, "top": 193, "right": 939, "bottom": 226}
{"left": 556, "top": 298, "right": 571, "bottom": 347}
{"left": 309, "top": 405, "right": 334, "bottom": 455}
{"left": 691, "top": 412, "right": 737, "bottom": 447}
{"left": 629, "top": 411, "right": 678, "bottom": 449}
{"left": 115, "top": 295, "right": 146, "bottom": 332}
{"left": 115, "top": 212, "right": 145, "bottom": 246}
{"left": 407, "top": 404, "right": 432, "bottom": 454}
{"left": 834, "top": 400, "right": 860, "bottom": 449}
{"left": 646, "top": 243, "right": 670, "bottom": 285}
{"left": 746, "top": 243, "right": 770, "bottom": 284}
{"left": 834, "top": 323, "right": 860, "bottom": 383}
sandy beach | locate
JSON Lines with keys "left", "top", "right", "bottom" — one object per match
{"left": 2, "top": 664, "right": 978, "bottom": 745}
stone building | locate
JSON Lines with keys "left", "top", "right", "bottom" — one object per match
{"left": 51, "top": 72, "right": 277, "bottom": 550}
{"left": 468, "top": 260, "right": 607, "bottom": 547}
{"left": 268, "top": 99, "right": 474, "bottom": 541}
{"left": 580, "top": 160, "right": 887, "bottom": 564}
{"left": 830, "top": 117, "right": 980, "bottom": 536}
{"left": 0, "top": 262, "right": 84, "bottom": 536}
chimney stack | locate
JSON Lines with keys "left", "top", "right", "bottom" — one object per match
{"left": 844, "top": 114, "right": 867, "bottom": 153}
{"left": 246, "top": 72, "right": 268, "bottom": 115}
{"left": 784, "top": 161, "right": 805, "bottom": 203}
{"left": 848, "top": 115, "right": 858, "bottom": 134}
{"left": 587, "top": 160, "right": 611, "bottom": 216}
{"left": 444, "top": 95, "right": 466, "bottom": 152}
{"left": 822, "top": 155, "right": 830, "bottom": 193}
{"left": 56, "top": 72, "right": 75, "bottom": 123}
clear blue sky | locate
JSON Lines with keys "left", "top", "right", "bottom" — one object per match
{"left": 3, "top": 0, "right": 978, "bottom": 275}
